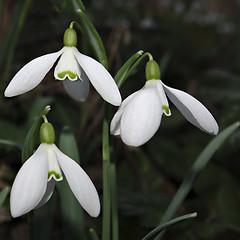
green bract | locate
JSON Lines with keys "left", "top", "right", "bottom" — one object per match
{"left": 40, "top": 122, "right": 55, "bottom": 144}
{"left": 64, "top": 28, "right": 77, "bottom": 47}
{"left": 145, "top": 60, "right": 161, "bottom": 80}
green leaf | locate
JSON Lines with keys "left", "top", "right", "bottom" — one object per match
{"left": 154, "top": 121, "right": 240, "bottom": 240}
{"left": 70, "top": 0, "right": 85, "bottom": 11}
{"left": 142, "top": 212, "right": 197, "bottom": 240}
{"left": 22, "top": 105, "right": 50, "bottom": 163}
{"left": 0, "top": 139, "right": 22, "bottom": 149}
{"left": 114, "top": 50, "right": 143, "bottom": 87}
{"left": 76, "top": 10, "right": 108, "bottom": 69}
{"left": 57, "top": 126, "right": 86, "bottom": 240}
{"left": 0, "top": 187, "right": 9, "bottom": 206}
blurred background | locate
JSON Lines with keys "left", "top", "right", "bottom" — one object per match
{"left": 0, "top": 0, "right": 240, "bottom": 239}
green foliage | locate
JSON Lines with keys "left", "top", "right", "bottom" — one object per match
{"left": 0, "top": 187, "right": 9, "bottom": 206}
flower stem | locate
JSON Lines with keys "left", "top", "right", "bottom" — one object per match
{"left": 110, "top": 163, "right": 119, "bottom": 240}
{"left": 102, "top": 103, "right": 111, "bottom": 240}
{"left": 120, "top": 52, "right": 154, "bottom": 87}
{"left": 42, "top": 115, "right": 48, "bottom": 123}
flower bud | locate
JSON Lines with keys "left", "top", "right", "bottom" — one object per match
{"left": 145, "top": 60, "right": 161, "bottom": 80}
{"left": 40, "top": 122, "right": 55, "bottom": 144}
{"left": 63, "top": 28, "right": 77, "bottom": 47}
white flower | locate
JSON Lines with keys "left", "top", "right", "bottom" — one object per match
{"left": 10, "top": 143, "right": 100, "bottom": 218}
{"left": 110, "top": 79, "right": 219, "bottom": 147}
{"left": 4, "top": 27, "right": 121, "bottom": 106}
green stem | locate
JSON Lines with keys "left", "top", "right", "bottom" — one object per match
{"left": 110, "top": 163, "right": 119, "bottom": 240}
{"left": 102, "top": 103, "right": 111, "bottom": 240}
{"left": 42, "top": 115, "right": 48, "bottom": 123}
{"left": 118, "top": 52, "right": 153, "bottom": 88}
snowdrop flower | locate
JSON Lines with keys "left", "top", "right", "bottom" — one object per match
{"left": 4, "top": 24, "right": 121, "bottom": 106}
{"left": 110, "top": 59, "right": 219, "bottom": 147}
{"left": 10, "top": 117, "right": 100, "bottom": 218}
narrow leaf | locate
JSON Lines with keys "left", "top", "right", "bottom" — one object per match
{"left": 57, "top": 126, "right": 86, "bottom": 240}
{"left": 155, "top": 121, "right": 240, "bottom": 240}
{"left": 114, "top": 50, "right": 143, "bottom": 87}
{"left": 71, "top": 0, "right": 85, "bottom": 11}
{"left": 22, "top": 105, "right": 50, "bottom": 163}
{"left": 77, "top": 10, "right": 108, "bottom": 69}
{"left": 0, "top": 139, "right": 22, "bottom": 149}
{"left": 142, "top": 212, "right": 197, "bottom": 240}
{"left": 0, "top": 187, "right": 9, "bottom": 206}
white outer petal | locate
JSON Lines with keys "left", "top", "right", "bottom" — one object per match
{"left": 162, "top": 82, "right": 219, "bottom": 135}
{"left": 10, "top": 144, "right": 49, "bottom": 217}
{"left": 53, "top": 145, "right": 100, "bottom": 217}
{"left": 110, "top": 90, "right": 140, "bottom": 136}
{"left": 4, "top": 49, "right": 63, "bottom": 97}
{"left": 63, "top": 72, "right": 90, "bottom": 102}
{"left": 120, "top": 87, "right": 163, "bottom": 147}
{"left": 73, "top": 48, "right": 122, "bottom": 106}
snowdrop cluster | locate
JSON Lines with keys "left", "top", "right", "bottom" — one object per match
{"left": 5, "top": 22, "right": 219, "bottom": 218}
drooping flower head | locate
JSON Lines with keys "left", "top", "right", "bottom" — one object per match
{"left": 10, "top": 116, "right": 100, "bottom": 218}
{"left": 110, "top": 58, "right": 219, "bottom": 147}
{"left": 5, "top": 22, "right": 121, "bottom": 106}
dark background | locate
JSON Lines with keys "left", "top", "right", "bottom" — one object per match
{"left": 0, "top": 0, "right": 239, "bottom": 239}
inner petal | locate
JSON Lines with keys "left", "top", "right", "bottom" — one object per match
{"left": 154, "top": 80, "right": 171, "bottom": 116}
{"left": 54, "top": 47, "right": 81, "bottom": 81}
{"left": 47, "top": 145, "right": 63, "bottom": 181}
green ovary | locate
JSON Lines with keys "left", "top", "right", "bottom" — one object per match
{"left": 58, "top": 71, "right": 77, "bottom": 80}
{"left": 48, "top": 171, "right": 61, "bottom": 180}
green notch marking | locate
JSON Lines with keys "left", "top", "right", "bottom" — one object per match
{"left": 48, "top": 171, "right": 61, "bottom": 180}
{"left": 163, "top": 105, "right": 170, "bottom": 115}
{"left": 58, "top": 71, "right": 77, "bottom": 80}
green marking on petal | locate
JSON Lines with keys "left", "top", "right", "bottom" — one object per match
{"left": 58, "top": 71, "right": 77, "bottom": 80}
{"left": 163, "top": 105, "right": 170, "bottom": 116}
{"left": 48, "top": 171, "right": 61, "bottom": 180}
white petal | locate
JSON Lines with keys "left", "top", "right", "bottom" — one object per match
{"left": 53, "top": 145, "right": 100, "bottom": 217}
{"left": 54, "top": 47, "right": 81, "bottom": 81}
{"left": 73, "top": 48, "right": 122, "bottom": 106}
{"left": 63, "top": 72, "right": 90, "bottom": 102}
{"left": 34, "top": 179, "right": 55, "bottom": 209}
{"left": 120, "top": 87, "right": 163, "bottom": 147}
{"left": 5, "top": 49, "right": 63, "bottom": 97}
{"left": 110, "top": 90, "right": 140, "bottom": 136}
{"left": 10, "top": 144, "right": 49, "bottom": 217}
{"left": 162, "top": 82, "right": 219, "bottom": 135}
